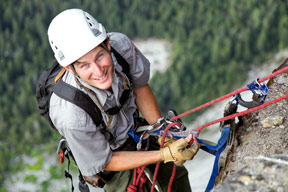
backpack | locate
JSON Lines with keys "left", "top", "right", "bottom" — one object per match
{"left": 35, "top": 47, "right": 131, "bottom": 191}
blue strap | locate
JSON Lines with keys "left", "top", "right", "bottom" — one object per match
{"left": 196, "top": 127, "right": 230, "bottom": 192}
{"left": 129, "top": 127, "right": 229, "bottom": 192}
{"left": 128, "top": 129, "right": 140, "bottom": 143}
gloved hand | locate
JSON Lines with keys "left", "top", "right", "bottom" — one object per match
{"left": 160, "top": 137, "right": 200, "bottom": 166}
{"left": 158, "top": 136, "right": 186, "bottom": 165}
{"left": 157, "top": 136, "right": 177, "bottom": 147}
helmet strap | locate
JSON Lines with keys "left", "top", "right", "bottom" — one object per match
{"left": 100, "top": 41, "right": 110, "bottom": 53}
{"left": 70, "top": 64, "right": 80, "bottom": 78}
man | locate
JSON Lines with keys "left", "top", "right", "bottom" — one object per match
{"left": 48, "top": 8, "right": 199, "bottom": 191}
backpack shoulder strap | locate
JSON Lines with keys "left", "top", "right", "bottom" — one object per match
{"left": 37, "top": 61, "right": 60, "bottom": 99}
{"left": 53, "top": 78, "right": 104, "bottom": 127}
{"left": 36, "top": 61, "right": 63, "bottom": 130}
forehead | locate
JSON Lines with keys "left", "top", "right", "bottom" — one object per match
{"left": 76, "top": 45, "right": 104, "bottom": 63}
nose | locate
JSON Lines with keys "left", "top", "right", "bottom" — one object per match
{"left": 91, "top": 62, "right": 104, "bottom": 77}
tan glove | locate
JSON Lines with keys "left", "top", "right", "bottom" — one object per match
{"left": 158, "top": 136, "right": 177, "bottom": 147}
{"left": 158, "top": 136, "right": 185, "bottom": 165}
{"left": 160, "top": 138, "right": 200, "bottom": 166}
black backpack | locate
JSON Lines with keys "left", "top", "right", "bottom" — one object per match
{"left": 35, "top": 47, "right": 131, "bottom": 191}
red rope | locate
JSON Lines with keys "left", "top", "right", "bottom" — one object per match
{"left": 127, "top": 160, "right": 147, "bottom": 192}
{"left": 167, "top": 164, "right": 177, "bottom": 192}
{"left": 171, "top": 65, "right": 288, "bottom": 121}
{"left": 136, "top": 166, "right": 146, "bottom": 186}
{"left": 151, "top": 94, "right": 288, "bottom": 191}
{"left": 151, "top": 122, "right": 183, "bottom": 192}
{"left": 196, "top": 93, "right": 288, "bottom": 132}
{"left": 129, "top": 64, "right": 288, "bottom": 192}
{"left": 128, "top": 123, "right": 182, "bottom": 192}
{"left": 164, "top": 65, "right": 288, "bottom": 190}
{"left": 132, "top": 168, "right": 137, "bottom": 185}
{"left": 127, "top": 166, "right": 147, "bottom": 192}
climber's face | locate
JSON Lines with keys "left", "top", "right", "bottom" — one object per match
{"left": 66, "top": 41, "right": 114, "bottom": 90}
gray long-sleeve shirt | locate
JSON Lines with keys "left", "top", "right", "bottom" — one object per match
{"left": 49, "top": 32, "right": 150, "bottom": 176}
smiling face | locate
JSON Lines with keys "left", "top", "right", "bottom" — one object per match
{"left": 65, "top": 41, "right": 114, "bottom": 90}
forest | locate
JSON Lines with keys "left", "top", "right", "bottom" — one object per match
{"left": 1, "top": 0, "right": 288, "bottom": 189}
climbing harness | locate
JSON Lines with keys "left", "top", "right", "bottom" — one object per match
{"left": 131, "top": 61, "right": 288, "bottom": 192}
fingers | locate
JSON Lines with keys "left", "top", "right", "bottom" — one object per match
{"left": 175, "top": 160, "right": 186, "bottom": 166}
{"left": 180, "top": 142, "right": 200, "bottom": 161}
{"left": 158, "top": 136, "right": 177, "bottom": 147}
{"left": 184, "top": 134, "right": 193, "bottom": 143}
{"left": 160, "top": 138, "right": 200, "bottom": 164}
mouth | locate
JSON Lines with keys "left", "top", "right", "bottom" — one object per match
{"left": 94, "top": 70, "right": 108, "bottom": 81}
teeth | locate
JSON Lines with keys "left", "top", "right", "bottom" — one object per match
{"left": 97, "top": 73, "right": 106, "bottom": 80}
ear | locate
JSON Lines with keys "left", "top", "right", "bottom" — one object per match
{"left": 64, "top": 65, "right": 73, "bottom": 74}
{"left": 105, "top": 37, "right": 111, "bottom": 51}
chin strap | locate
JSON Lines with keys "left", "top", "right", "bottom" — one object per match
{"left": 100, "top": 41, "right": 110, "bottom": 53}
{"left": 70, "top": 64, "right": 81, "bottom": 78}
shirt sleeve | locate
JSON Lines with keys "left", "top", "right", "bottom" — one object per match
{"left": 62, "top": 128, "right": 112, "bottom": 176}
{"left": 109, "top": 32, "right": 150, "bottom": 88}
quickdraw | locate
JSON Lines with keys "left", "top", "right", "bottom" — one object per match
{"left": 170, "top": 63, "right": 288, "bottom": 121}
{"left": 56, "top": 137, "right": 91, "bottom": 192}
{"left": 131, "top": 61, "right": 288, "bottom": 192}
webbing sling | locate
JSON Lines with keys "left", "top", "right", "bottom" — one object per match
{"left": 158, "top": 127, "right": 230, "bottom": 192}
{"left": 196, "top": 127, "right": 230, "bottom": 192}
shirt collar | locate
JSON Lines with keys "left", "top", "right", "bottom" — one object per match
{"left": 75, "top": 71, "right": 123, "bottom": 108}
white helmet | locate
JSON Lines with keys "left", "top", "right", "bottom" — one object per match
{"left": 47, "top": 9, "right": 107, "bottom": 67}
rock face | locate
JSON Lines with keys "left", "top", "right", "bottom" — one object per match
{"left": 213, "top": 153, "right": 288, "bottom": 192}
{"left": 213, "top": 60, "right": 288, "bottom": 191}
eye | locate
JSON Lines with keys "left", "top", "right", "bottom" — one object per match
{"left": 96, "top": 53, "right": 104, "bottom": 62}
{"left": 80, "top": 63, "right": 89, "bottom": 69}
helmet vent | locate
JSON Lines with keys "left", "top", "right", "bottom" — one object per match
{"left": 48, "top": 9, "right": 107, "bottom": 66}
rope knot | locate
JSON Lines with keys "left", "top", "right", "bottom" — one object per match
{"left": 140, "top": 175, "right": 147, "bottom": 183}
{"left": 126, "top": 185, "right": 137, "bottom": 192}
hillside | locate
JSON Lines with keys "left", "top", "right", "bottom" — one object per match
{"left": 213, "top": 60, "right": 288, "bottom": 191}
